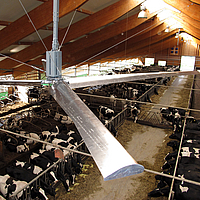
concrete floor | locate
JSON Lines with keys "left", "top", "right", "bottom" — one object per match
{"left": 151, "top": 75, "right": 189, "bottom": 113}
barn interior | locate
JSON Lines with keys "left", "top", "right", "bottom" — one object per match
{"left": 0, "top": 0, "right": 200, "bottom": 200}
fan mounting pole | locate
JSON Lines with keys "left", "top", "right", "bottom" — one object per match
{"left": 46, "top": 0, "right": 62, "bottom": 81}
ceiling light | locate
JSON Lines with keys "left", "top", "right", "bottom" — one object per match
{"left": 138, "top": 3, "right": 148, "bottom": 19}
{"left": 175, "top": 33, "right": 179, "bottom": 38}
{"left": 165, "top": 26, "right": 170, "bottom": 32}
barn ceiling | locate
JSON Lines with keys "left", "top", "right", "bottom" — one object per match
{"left": 0, "top": 0, "right": 200, "bottom": 78}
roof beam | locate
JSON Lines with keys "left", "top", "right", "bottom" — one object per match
{"left": 62, "top": 21, "right": 166, "bottom": 67}
{"left": 163, "top": 0, "right": 200, "bottom": 21}
{"left": 172, "top": 16, "right": 200, "bottom": 39}
{"left": 0, "top": 0, "right": 87, "bottom": 52}
{"left": 92, "top": 29, "right": 178, "bottom": 64}
{"left": 77, "top": 8, "right": 93, "bottom": 15}
{"left": 0, "top": 20, "right": 11, "bottom": 26}
{"left": 13, "top": 14, "right": 160, "bottom": 77}
{"left": 0, "top": 0, "right": 144, "bottom": 76}
{"left": 109, "top": 36, "right": 180, "bottom": 59}
{"left": 37, "top": 0, "right": 49, "bottom": 2}
{"left": 61, "top": 11, "right": 159, "bottom": 62}
{"left": 190, "top": 0, "right": 200, "bottom": 5}
{"left": 170, "top": 10, "right": 200, "bottom": 30}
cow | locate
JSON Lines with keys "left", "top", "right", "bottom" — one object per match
{"left": 5, "top": 166, "right": 54, "bottom": 199}
{"left": 30, "top": 152, "right": 70, "bottom": 192}
{"left": 14, "top": 159, "right": 58, "bottom": 184}
{"left": 174, "top": 182, "right": 200, "bottom": 200}
{"left": 184, "top": 129, "right": 200, "bottom": 140}
{"left": 3, "top": 134, "right": 29, "bottom": 153}
{"left": 160, "top": 107, "right": 173, "bottom": 123}
{"left": 0, "top": 174, "right": 28, "bottom": 199}
{"left": 148, "top": 186, "right": 170, "bottom": 197}
{"left": 130, "top": 104, "right": 140, "bottom": 123}
{"left": 165, "top": 151, "right": 178, "bottom": 161}
{"left": 54, "top": 113, "right": 73, "bottom": 124}
{"left": 28, "top": 87, "right": 40, "bottom": 100}
{"left": 162, "top": 159, "right": 176, "bottom": 170}
{"left": 99, "top": 106, "right": 114, "bottom": 120}
{"left": 167, "top": 140, "right": 179, "bottom": 151}
{"left": 19, "top": 131, "right": 40, "bottom": 144}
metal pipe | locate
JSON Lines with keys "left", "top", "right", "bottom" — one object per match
{"left": 52, "top": 0, "right": 59, "bottom": 51}
{"left": 76, "top": 92, "right": 200, "bottom": 113}
{"left": 144, "top": 168, "right": 200, "bottom": 187}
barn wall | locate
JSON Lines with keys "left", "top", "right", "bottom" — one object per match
{"left": 149, "top": 41, "right": 200, "bottom": 68}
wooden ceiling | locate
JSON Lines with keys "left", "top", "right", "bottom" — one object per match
{"left": 0, "top": 0, "right": 200, "bottom": 78}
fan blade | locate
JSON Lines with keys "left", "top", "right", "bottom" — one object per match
{"left": 50, "top": 80, "right": 144, "bottom": 181}
{"left": 0, "top": 80, "right": 42, "bottom": 86}
{"left": 67, "top": 70, "right": 198, "bottom": 89}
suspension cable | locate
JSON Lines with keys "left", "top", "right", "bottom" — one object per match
{"left": 18, "top": 0, "right": 49, "bottom": 52}
{"left": 0, "top": 53, "right": 45, "bottom": 72}
{"left": 59, "top": 9, "right": 77, "bottom": 51}
{"left": 76, "top": 11, "right": 168, "bottom": 66}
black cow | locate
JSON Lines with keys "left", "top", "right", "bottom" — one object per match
{"left": 185, "top": 129, "right": 200, "bottom": 140}
{"left": 148, "top": 186, "right": 170, "bottom": 197}
{"left": 165, "top": 151, "right": 178, "bottom": 161}
{"left": 28, "top": 87, "right": 40, "bottom": 99}
{"left": 167, "top": 140, "right": 179, "bottom": 151}
{"left": 174, "top": 182, "right": 200, "bottom": 200}
{"left": 160, "top": 107, "right": 173, "bottom": 123}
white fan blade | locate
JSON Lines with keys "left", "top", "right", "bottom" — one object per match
{"left": 50, "top": 80, "right": 144, "bottom": 181}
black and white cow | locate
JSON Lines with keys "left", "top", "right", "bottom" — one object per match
{"left": 160, "top": 107, "right": 173, "bottom": 123}
{"left": 148, "top": 186, "right": 170, "bottom": 197}
{"left": 54, "top": 113, "right": 73, "bottom": 124}
{"left": 130, "top": 103, "right": 140, "bottom": 123}
{"left": 0, "top": 173, "right": 52, "bottom": 199}
{"left": 174, "top": 182, "right": 200, "bottom": 200}
{"left": 99, "top": 106, "right": 114, "bottom": 120}
{"left": 4, "top": 134, "right": 29, "bottom": 153}
{"left": 30, "top": 152, "right": 70, "bottom": 192}
{"left": 0, "top": 174, "right": 27, "bottom": 199}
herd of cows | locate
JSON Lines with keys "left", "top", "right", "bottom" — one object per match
{"left": 148, "top": 107, "right": 200, "bottom": 199}
{"left": 0, "top": 80, "right": 146, "bottom": 199}
{"left": 1, "top": 68, "right": 199, "bottom": 199}
{"left": 0, "top": 105, "right": 85, "bottom": 199}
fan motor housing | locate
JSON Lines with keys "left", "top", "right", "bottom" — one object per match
{"left": 46, "top": 50, "right": 62, "bottom": 80}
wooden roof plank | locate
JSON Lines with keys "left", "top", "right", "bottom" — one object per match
{"left": 164, "top": 0, "right": 200, "bottom": 21}
{"left": 0, "top": 0, "right": 88, "bottom": 51}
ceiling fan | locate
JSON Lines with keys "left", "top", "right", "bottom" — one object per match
{"left": 0, "top": 0, "right": 198, "bottom": 181}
